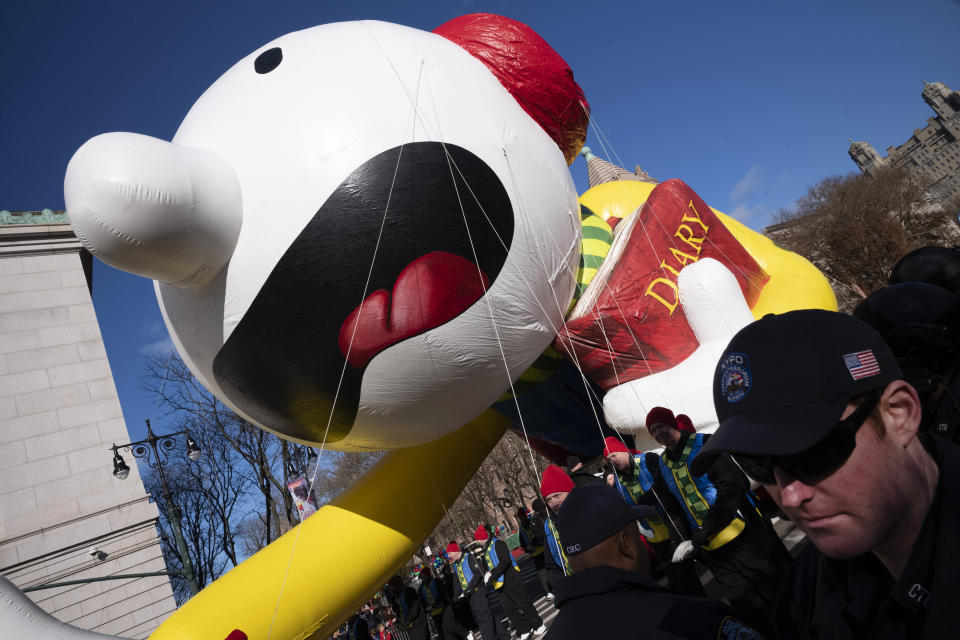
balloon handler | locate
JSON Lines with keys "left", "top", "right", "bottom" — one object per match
{"left": 639, "top": 407, "right": 790, "bottom": 635}
{"left": 474, "top": 525, "right": 547, "bottom": 639}
{"left": 448, "top": 541, "right": 510, "bottom": 640}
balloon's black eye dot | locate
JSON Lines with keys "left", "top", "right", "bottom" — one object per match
{"left": 255, "top": 48, "right": 283, "bottom": 74}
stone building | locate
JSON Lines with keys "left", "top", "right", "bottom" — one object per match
{"left": 0, "top": 209, "right": 176, "bottom": 638}
{"left": 849, "top": 81, "right": 960, "bottom": 205}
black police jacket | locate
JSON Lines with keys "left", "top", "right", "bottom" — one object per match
{"left": 543, "top": 565, "right": 763, "bottom": 640}
{"left": 775, "top": 435, "right": 960, "bottom": 639}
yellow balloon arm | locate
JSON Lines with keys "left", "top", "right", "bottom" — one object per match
{"left": 149, "top": 410, "right": 511, "bottom": 640}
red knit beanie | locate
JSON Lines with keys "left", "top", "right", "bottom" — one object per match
{"left": 676, "top": 414, "right": 696, "bottom": 433}
{"left": 602, "top": 436, "right": 630, "bottom": 457}
{"left": 539, "top": 464, "right": 574, "bottom": 498}
{"left": 473, "top": 525, "right": 489, "bottom": 541}
{"left": 446, "top": 541, "right": 461, "bottom": 554}
{"left": 645, "top": 406, "right": 678, "bottom": 430}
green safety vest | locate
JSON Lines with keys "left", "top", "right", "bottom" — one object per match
{"left": 661, "top": 434, "right": 745, "bottom": 550}
{"left": 545, "top": 517, "right": 571, "bottom": 575}
{"left": 617, "top": 455, "right": 672, "bottom": 543}
{"left": 484, "top": 541, "right": 520, "bottom": 590}
{"left": 455, "top": 555, "right": 475, "bottom": 593}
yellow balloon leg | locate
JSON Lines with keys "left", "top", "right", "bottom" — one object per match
{"left": 149, "top": 410, "right": 511, "bottom": 640}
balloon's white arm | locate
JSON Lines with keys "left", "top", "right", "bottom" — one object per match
{"left": 602, "top": 258, "right": 755, "bottom": 449}
{"left": 0, "top": 575, "right": 128, "bottom": 639}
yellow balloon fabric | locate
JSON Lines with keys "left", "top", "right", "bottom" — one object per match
{"left": 579, "top": 181, "right": 656, "bottom": 225}
{"left": 500, "top": 207, "right": 612, "bottom": 401}
{"left": 577, "top": 181, "right": 837, "bottom": 316}
{"left": 149, "top": 411, "right": 510, "bottom": 640}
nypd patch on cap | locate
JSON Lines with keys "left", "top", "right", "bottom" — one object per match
{"left": 692, "top": 309, "right": 902, "bottom": 475}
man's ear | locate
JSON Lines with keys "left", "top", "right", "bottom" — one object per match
{"left": 617, "top": 523, "right": 642, "bottom": 560}
{"left": 881, "top": 380, "right": 923, "bottom": 447}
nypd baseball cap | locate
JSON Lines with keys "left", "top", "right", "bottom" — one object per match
{"left": 691, "top": 309, "right": 902, "bottom": 476}
{"left": 556, "top": 484, "right": 656, "bottom": 556}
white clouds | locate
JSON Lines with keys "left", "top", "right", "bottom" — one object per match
{"left": 138, "top": 322, "right": 174, "bottom": 357}
{"left": 727, "top": 165, "right": 768, "bottom": 221}
{"left": 729, "top": 203, "right": 767, "bottom": 221}
{"left": 138, "top": 337, "right": 174, "bottom": 357}
{"left": 730, "top": 165, "right": 763, "bottom": 202}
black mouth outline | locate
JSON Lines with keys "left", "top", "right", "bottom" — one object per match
{"left": 212, "top": 142, "right": 515, "bottom": 444}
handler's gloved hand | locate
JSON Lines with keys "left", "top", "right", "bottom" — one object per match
{"left": 483, "top": 572, "right": 492, "bottom": 584}
{"left": 672, "top": 540, "right": 695, "bottom": 563}
{"left": 637, "top": 521, "right": 655, "bottom": 540}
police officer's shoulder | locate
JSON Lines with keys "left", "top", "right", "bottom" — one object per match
{"left": 772, "top": 542, "right": 821, "bottom": 639}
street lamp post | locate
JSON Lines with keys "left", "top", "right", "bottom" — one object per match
{"left": 110, "top": 419, "right": 202, "bottom": 596}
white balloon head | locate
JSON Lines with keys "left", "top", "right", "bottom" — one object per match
{"left": 65, "top": 20, "right": 581, "bottom": 450}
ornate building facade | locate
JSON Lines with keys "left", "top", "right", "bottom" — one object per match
{"left": 849, "top": 81, "right": 960, "bottom": 205}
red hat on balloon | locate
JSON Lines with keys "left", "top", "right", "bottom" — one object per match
{"left": 433, "top": 13, "right": 590, "bottom": 165}
{"left": 539, "top": 464, "right": 574, "bottom": 498}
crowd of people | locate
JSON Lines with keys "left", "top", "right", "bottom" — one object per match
{"left": 338, "top": 287, "right": 960, "bottom": 639}
{"left": 536, "top": 308, "right": 958, "bottom": 639}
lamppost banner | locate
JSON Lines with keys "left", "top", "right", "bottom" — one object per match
{"left": 286, "top": 476, "right": 317, "bottom": 521}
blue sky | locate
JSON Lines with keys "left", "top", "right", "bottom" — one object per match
{"left": 2, "top": 0, "right": 958, "bottom": 442}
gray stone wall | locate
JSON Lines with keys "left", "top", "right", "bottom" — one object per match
{"left": 0, "top": 222, "right": 177, "bottom": 639}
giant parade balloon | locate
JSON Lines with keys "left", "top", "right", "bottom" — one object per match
{"left": 65, "top": 14, "right": 589, "bottom": 451}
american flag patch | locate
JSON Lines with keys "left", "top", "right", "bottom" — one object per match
{"left": 844, "top": 350, "right": 880, "bottom": 380}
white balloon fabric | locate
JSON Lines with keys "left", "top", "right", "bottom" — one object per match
{"left": 0, "top": 576, "right": 125, "bottom": 640}
{"left": 65, "top": 20, "right": 581, "bottom": 450}
{"left": 65, "top": 132, "right": 242, "bottom": 287}
{"left": 602, "top": 258, "right": 755, "bottom": 451}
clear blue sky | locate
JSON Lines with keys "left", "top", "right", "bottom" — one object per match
{"left": 2, "top": 0, "right": 957, "bottom": 442}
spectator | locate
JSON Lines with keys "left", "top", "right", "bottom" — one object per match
{"left": 387, "top": 575, "right": 429, "bottom": 640}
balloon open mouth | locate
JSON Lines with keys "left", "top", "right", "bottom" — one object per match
{"left": 339, "top": 251, "right": 490, "bottom": 369}
{"left": 212, "top": 142, "right": 513, "bottom": 444}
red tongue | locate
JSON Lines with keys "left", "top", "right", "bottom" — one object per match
{"left": 338, "top": 251, "right": 491, "bottom": 369}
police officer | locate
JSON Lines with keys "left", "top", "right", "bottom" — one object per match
{"left": 447, "top": 541, "right": 509, "bottom": 640}
{"left": 475, "top": 525, "right": 547, "bottom": 639}
{"left": 544, "top": 483, "right": 763, "bottom": 639}
{"left": 539, "top": 465, "right": 574, "bottom": 597}
{"left": 604, "top": 436, "right": 706, "bottom": 597}
{"left": 645, "top": 406, "right": 790, "bottom": 635}
{"left": 694, "top": 309, "right": 960, "bottom": 639}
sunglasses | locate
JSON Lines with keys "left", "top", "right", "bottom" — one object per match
{"left": 732, "top": 390, "right": 882, "bottom": 486}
